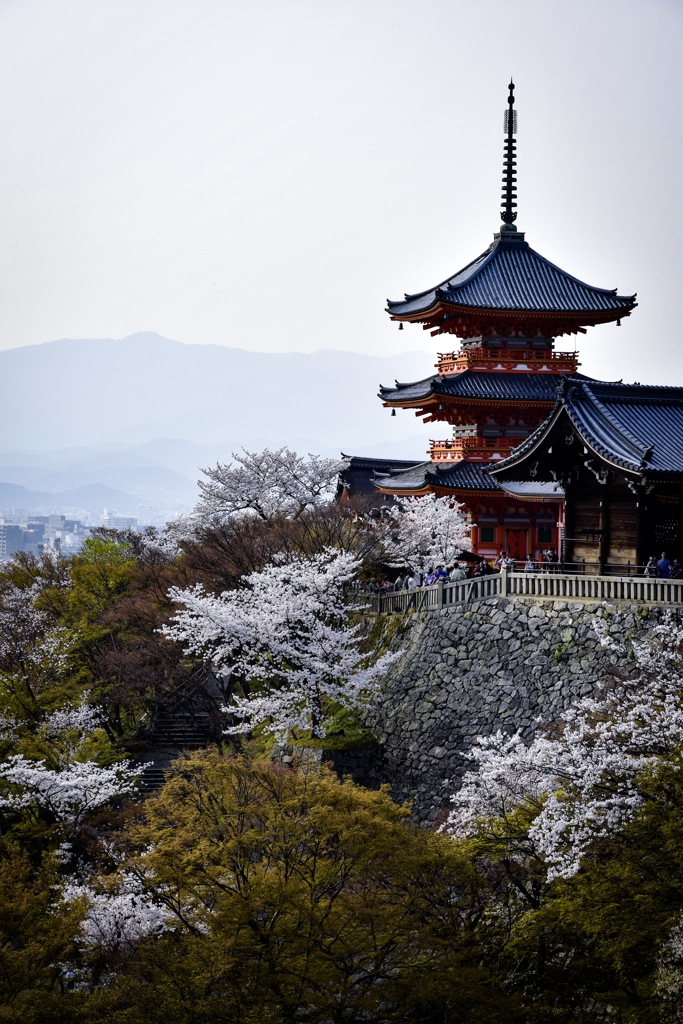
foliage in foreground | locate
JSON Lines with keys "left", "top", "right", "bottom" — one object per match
{"left": 5, "top": 452, "right": 683, "bottom": 1019}
{"left": 0, "top": 753, "right": 519, "bottom": 1024}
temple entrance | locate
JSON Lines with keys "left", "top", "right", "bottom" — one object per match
{"left": 505, "top": 528, "right": 529, "bottom": 563}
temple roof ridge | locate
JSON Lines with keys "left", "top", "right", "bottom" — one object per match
{"left": 386, "top": 81, "right": 636, "bottom": 329}
{"left": 373, "top": 458, "right": 501, "bottom": 494}
{"left": 397, "top": 245, "right": 497, "bottom": 305}
{"left": 386, "top": 232, "right": 636, "bottom": 318}
{"left": 379, "top": 369, "right": 599, "bottom": 405}
{"left": 567, "top": 383, "right": 649, "bottom": 466}
{"left": 488, "top": 379, "right": 683, "bottom": 478}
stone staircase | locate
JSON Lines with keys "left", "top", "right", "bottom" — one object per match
{"left": 150, "top": 705, "right": 214, "bottom": 749}
{"left": 137, "top": 688, "right": 221, "bottom": 792}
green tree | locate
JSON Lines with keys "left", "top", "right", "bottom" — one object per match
{"left": 101, "top": 752, "right": 516, "bottom": 1023}
{"left": 0, "top": 843, "right": 86, "bottom": 1023}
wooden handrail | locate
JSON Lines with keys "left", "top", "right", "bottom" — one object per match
{"left": 369, "top": 570, "right": 683, "bottom": 614}
{"left": 435, "top": 349, "right": 580, "bottom": 376}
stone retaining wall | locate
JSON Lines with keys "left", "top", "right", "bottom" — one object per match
{"left": 362, "top": 597, "right": 682, "bottom": 822}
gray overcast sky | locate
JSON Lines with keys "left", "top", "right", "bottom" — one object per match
{"left": 0, "top": 0, "right": 681, "bottom": 385}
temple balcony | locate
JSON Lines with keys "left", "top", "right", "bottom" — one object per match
{"left": 429, "top": 436, "right": 520, "bottom": 462}
{"left": 435, "top": 349, "right": 580, "bottom": 376}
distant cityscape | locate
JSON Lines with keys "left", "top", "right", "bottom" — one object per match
{"left": 0, "top": 509, "right": 139, "bottom": 561}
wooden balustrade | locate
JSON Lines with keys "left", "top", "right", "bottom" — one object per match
{"left": 435, "top": 349, "right": 580, "bottom": 376}
{"left": 369, "top": 570, "right": 683, "bottom": 614}
{"left": 429, "top": 436, "right": 518, "bottom": 462}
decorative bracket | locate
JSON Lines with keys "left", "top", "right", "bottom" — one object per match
{"left": 584, "top": 458, "right": 610, "bottom": 485}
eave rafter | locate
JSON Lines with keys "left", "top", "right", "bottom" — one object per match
{"left": 381, "top": 394, "right": 557, "bottom": 416}
{"left": 389, "top": 302, "right": 631, "bottom": 340}
{"left": 374, "top": 483, "right": 499, "bottom": 498}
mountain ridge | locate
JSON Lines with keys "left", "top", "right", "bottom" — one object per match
{"left": 1, "top": 333, "right": 435, "bottom": 518}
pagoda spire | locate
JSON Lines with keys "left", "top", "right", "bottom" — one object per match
{"left": 501, "top": 79, "right": 518, "bottom": 226}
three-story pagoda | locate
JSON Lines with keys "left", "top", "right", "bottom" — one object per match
{"left": 363, "top": 82, "right": 636, "bottom": 561}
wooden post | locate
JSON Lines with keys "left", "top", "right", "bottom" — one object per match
{"left": 437, "top": 577, "right": 445, "bottom": 608}
{"left": 563, "top": 482, "right": 574, "bottom": 567}
{"left": 598, "top": 499, "right": 609, "bottom": 574}
{"left": 635, "top": 493, "right": 647, "bottom": 571}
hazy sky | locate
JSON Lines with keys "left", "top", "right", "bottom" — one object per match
{"left": 0, "top": 0, "right": 681, "bottom": 385}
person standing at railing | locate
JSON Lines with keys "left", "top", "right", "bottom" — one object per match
{"left": 658, "top": 552, "right": 672, "bottom": 579}
{"left": 672, "top": 560, "right": 682, "bottom": 579}
{"left": 644, "top": 555, "right": 659, "bottom": 578}
{"left": 449, "top": 564, "right": 466, "bottom": 582}
{"left": 405, "top": 572, "right": 419, "bottom": 608}
{"left": 524, "top": 554, "right": 536, "bottom": 573}
{"left": 543, "top": 547, "right": 559, "bottom": 573}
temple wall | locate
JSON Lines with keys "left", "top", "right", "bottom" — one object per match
{"left": 355, "top": 597, "right": 683, "bottom": 822}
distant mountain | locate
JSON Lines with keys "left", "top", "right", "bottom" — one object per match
{"left": 1, "top": 334, "right": 435, "bottom": 518}
{"left": 0, "top": 481, "right": 137, "bottom": 514}
{"left": 0, "top": 333, "right": 433, "bottom": 450}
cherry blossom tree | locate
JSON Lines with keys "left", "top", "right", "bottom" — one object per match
{"left": 0, "top": 582, "right": 73, "bottom": 717}
{"left": 42, "top": 691, "right": 103, "bottom": 739}
{"left": 442, "top": 616, "right": 683, "bottom": 881}
{"left": 63, "top": 873, "right": 170, "bottom": 952}
{"left": 164, "top": 548, "right": 400, "bottom": 740}
{"left": 195, "top": 447, "right": 346, "bottom": 524}
{"left": 382, "top": 494, "right": 470, "bottom": 575}
{"left": 0, "top": 754, "right": 140, "bottom": 827}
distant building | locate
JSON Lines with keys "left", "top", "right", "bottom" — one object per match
{"left": 0, "top": 525, "right": 23, "bottom": 560}
{"left": 0, "top": 515, "right": 91, "bottom": 561}
{"left": 102, "top": 509, "right": 138, "bottom": 531}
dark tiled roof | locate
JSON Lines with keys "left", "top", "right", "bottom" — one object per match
{"left": 340, "top": 454, "right": 422, "bottom": 473}
{"left": 499, "top": 480, "right": 565, "bottom": 498}
{"left": 374, "top": 459, "right": 501, "bottom": 493}
{"left": 379, "top": 370, "right": 596, "bottom": 405}
{"left": 339, "top": 455, "right": 423, "bottom": 497}
{"left": 386, "top": 230, "right": 636, "bottom": 318}
{"left": 490, "top": 380, "right": 683, "bottom": 477}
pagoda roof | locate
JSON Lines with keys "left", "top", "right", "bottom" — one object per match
{"left": 386, "top": 229, "right": 637, "bottom": 322}
{"left": 489, "top": 380, "right": 683, "bottom": 480}
{"left": 373, "top": 458, "right": 500, "bottom": 494}
{"left": 379, "top": 369, "right": 597, "bottom": 406}
{"left": 340, "top": 453, "right": 422, "bottom": 474}
{"left": 498, "top": 480, "right": 564, "bottom": 499}
{"left": 339, "top": 454, "right": 424, "bottom": 497}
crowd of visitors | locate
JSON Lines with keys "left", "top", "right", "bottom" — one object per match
{"left": 364, "top": 549, "right": 683, "bottom": 595}
{"left": 644, "top": 552, "right": 682, "bottom": 578}
{"left": 366, "top": 548, "right": 565, "bottom": 592}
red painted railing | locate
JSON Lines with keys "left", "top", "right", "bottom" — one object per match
{"left": 436, "top": 349, "right": 579, "bottom": 376}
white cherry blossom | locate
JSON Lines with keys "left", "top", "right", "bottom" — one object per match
{"left": 442, "top": 617, "right": 683, "bottom": 880}
{"left": 382, "top": 494, "right": 470, "bottom": 575}
{"left": 63, "top": 873, "right": 170, "bottom": 950}
{"left": 0, "top": 754, "right": 141, "bottom": 825}
{"left": 164, "top": 547, "right": 400, "bottom": 740}
{"left": 195, "top": 447, "right": 346, "bottom": 523}
{"left": 43, "top": 692, "right": 103, "bottom": 737}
